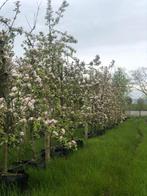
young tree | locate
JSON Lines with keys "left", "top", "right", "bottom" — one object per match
{"left": 21, "top": 0, "right": 77, "bottom": 164}
{"left": 0, "top": 1, "right": 22, "bottom": 173}
{"left": 112, "top": 68, "right": 130, "bottom": 115}
{"left": 125, "top": 96, "right": 133, "bottom": 115}
{"left": 132, "top": 67, "right": 147, "bottom": 96}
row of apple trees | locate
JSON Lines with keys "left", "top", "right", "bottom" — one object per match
{"left": 0, "top": 0, "right": 129, "bottom": 174}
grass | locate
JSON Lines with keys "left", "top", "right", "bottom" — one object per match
{"left": 1, "top": 118, "right": 147, "bottom": 196}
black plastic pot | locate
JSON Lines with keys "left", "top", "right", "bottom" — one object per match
{"left": 51, "top": 146, "right": 71, "bottom": 157}
{"left": 0, "top": 170, "right": 28, "bottom": 191}
{"left": 75, "top": 139, "right": 84, "bottom": 148}
{"left": 96, "top": 129, "right": 106, "bottom": 136}
{"left": 88, "top": 131, "right": 96, "bottom": 138}
{"left": 13, "top": 159, "right": 46, "bottom": 169}
{"left": 13, "top": 159, "right": 38, "bottom": 168}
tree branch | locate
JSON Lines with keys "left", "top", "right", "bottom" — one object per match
{"left": 0, "top": 0, "right": 9, "bottom": 11}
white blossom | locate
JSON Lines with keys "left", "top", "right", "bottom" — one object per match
{"left": 20, "top": 131, "right": 25, "bottom": 136}
{"left": 61, "top": 128, "right": 65, "bottom": 135}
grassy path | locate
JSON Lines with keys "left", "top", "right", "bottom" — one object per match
{"left": 3, "top": 118, "right": 147, "bottom": 196}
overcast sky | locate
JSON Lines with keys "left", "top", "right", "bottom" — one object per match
{"left": 1, "top": 0, "right": 147, "bottom": 71}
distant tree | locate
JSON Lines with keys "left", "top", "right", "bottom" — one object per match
{"left": 126, "top": 96, "right": 133, "bottom": 105}
{"left": 137, "top": 98, "right": 144, "bottom": 117}
{"left": 132, "top": 67, "right": 147, "bottom": 96}
{"left": 113, "top": 68, "right": 129, "bottom": 95}
{"left": 112, "top": 68, "right": 130, "bottom": 112}
{"left": 125, "top": 96, "right": 133, "bottom": 114}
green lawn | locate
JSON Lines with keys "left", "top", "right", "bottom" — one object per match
{"left": 2, "top": 118, "right": 147, "bottom": 196}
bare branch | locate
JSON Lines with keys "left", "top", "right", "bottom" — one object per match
{"left": 30, "top": 1, "right": 41, "bottom": 34}
{"left": 9, "top": 1, "right": 21, "bottom": 31}
{"left": 0, "top": 0, "right": 9, "bottom": 11}
{"left": 24, "top": 1, "right": 41, "bottom": 48}
{"left": 132, "top": 67, "right": 147, "bottom": 96}
{"left": 25, "top": 15, "right": 32, "bottom": 31}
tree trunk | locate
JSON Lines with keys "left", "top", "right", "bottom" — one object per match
{"left": 31, "top": 139, "right": 37, "bottom": 160}
{"left": 24, "top": 124, "right": 28, "bottom": 144}
{"left": 44, "top": 131, "right": 51, "bottom": 166}
{"left": 84, "top": 122, "right": 88, "bottom": 139}
{"left": 3, "top": 142, "right": 8, "bottom": 174}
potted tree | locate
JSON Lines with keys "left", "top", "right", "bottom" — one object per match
{"left": 0, "top": 1, "right": 28, "bottom": 189}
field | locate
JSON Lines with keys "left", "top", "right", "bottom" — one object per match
{"left": 1, "top": 117, "right": 147, "bottom": 196}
